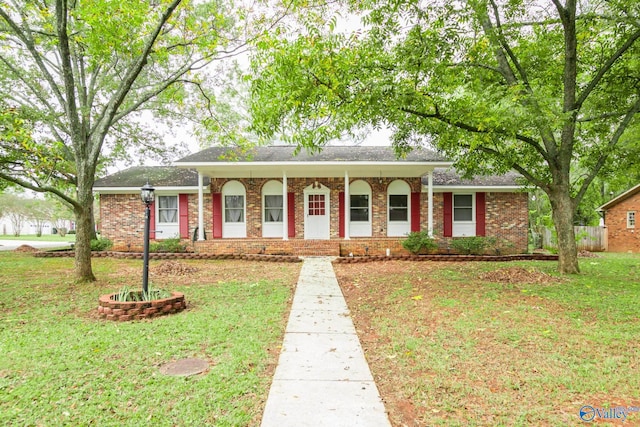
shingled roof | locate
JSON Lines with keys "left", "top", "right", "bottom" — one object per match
{"left": 428, "top": 168, "right": 524, "bottom": 188}
{"left": 94, "top": 166, "right": 210, "bottom": 189}
{"left": 175, "top": 145, "right": 448, "bottom": 163}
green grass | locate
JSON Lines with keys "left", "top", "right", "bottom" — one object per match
{"left": 335, "top": 253, "right": 640, "bottom": 426}
{"left": 0, "top": 253, "right": 297, "bottom": 426}
{"left": 0, "top": 234, "right": 76, "bottom": 242}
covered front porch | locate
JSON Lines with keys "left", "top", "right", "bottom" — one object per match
{"left": 176, "top": 153, "right": 448, "bottom": 242}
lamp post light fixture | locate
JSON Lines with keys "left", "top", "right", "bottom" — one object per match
{"left": 141, "top": 182, "right": 155, "bottom": 295}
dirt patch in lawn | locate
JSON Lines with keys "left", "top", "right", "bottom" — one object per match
{"left": 334, "top": 260, "right": 637, "bottom": 426}
{"left": 14, "top": 244, "right": 39, "bottom": 253}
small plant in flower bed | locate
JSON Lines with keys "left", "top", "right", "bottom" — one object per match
{"left": 401, "top": 231, "right": 438, "bottom": 255}
{"left": 149, "top": 237, "right": 186, "bottom": 253}
{"left": 450, "top": 236, "right": 496, "bottom": 255}
{"left": 115, "top": 284, "right": 171, "bottom": 301}
{"left": 90, "top": 237, "right": 112, "bottom": 251}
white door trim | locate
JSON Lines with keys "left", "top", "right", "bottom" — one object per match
{"left": 303, "top": 184, "right": 330, "bottom": 240}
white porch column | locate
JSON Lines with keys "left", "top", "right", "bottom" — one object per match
{"left": 427, "top": 170, "right": 434, "bottom": 237}
{"left": 197, "top": 172, "right": 205, "bottom": 241}
{"left": 282, "top": 172, "right": 288, "bottom": 240}
{"left": 344, "top": 171, "right": 350, "bottom": 240}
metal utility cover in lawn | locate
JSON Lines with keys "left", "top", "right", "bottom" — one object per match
{"left": 159, "top": 358, "right": 209, "bottom": 377}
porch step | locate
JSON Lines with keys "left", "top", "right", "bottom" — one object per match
{"left": 290, "top": 240, "right": 341, "bottom": 256}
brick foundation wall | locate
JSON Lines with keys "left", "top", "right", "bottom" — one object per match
{"left": 99, "top": 178, "right": 528, "bottom": 255}
{"left": 605, "top": 195, "right": 640, "bottom": 253}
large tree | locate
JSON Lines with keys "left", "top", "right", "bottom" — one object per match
{"left": 0, "top": 0, "right": 280, "bottom": 281}
{"left": 250, "top": 0, "right": 640, "bottom": 273}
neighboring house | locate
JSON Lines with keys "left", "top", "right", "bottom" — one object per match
{"left": 598, "top": 183, "right": 640, "bottom": 253}
{"left": 0, "top": 216, "right": 75, "bottom": 236}
{"left": 93, "top": 145, "right": 529, "bottom": 256}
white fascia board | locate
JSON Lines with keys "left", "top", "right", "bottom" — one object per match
{"left": 93, "top": 186, "right": 209, "bottom": 194}
{"left": 428, "top": 185, "right": 527, "bottom": 192}
{"left": 175, "top": 161, "right": 453, "bottom": 167}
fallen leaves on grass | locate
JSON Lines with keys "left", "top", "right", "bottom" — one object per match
{"left": 152, "top": 261, "right": 199, "bottom": 276}
{"left": 480, "top": 267, "right": 559, "bottom": 284}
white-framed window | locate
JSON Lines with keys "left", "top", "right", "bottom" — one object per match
{"left": 454, "top": 194, "right": 473, "bottom": 221}
{"left": 265, "top": 195, "right": 283, "bottom": 222}
{"left": 155, "top": 195, "right": 179, "bottom": 238}
{"left": 453, "top": 193, "right": 475, "bottom": 236}
{"left": 262, "top": 180, "right": 284, "bottom": 238}
{"left": 349, "top": 180, "right": 372, "bottom": 237}
{"left": 628, "top": 211, "right": 636, "bottom": 229}
{"left": 350, "top": 195, "right": 369, "bottom": 221}
{"left": 225, "top": 195, "right": 244, "bottom": 222}
{"left": 157, "top": 195, "right": 178, "bottom": 224}
{"left": 389, "top": 195, "right": 408, "bottom": 221}
{"left": 222, "top": 180, "right": 246, "bottom": 238}
{"left": 387, "top": 180, "right": 411, "bottom": 236}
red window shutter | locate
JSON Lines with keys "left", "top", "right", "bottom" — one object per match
{"left": 212, "top": 192, "right": 222, "bottom": 239}
{"left": 179, "top": 194, "right": 189, "bottom": 239}
{"left": 443, "top": 192, "right": 453, "bottom": 237}
{"left": 288, "top": 192, "right": 295, "bottom": 238}
{"left": 339, "top": 191, "right": 345, "bottom": 238}
{"left": 476, "top": 192, "right": 486, "bottom": 236}
{"left": 149, "top": 201, "right": 156, "bottom": 239}
{"left": 411, "top": 192, "right": 421, "bottom": 232}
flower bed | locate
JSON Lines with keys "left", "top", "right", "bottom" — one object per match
{"left": 97, "top": 291, "right": 186, "bottom": 321}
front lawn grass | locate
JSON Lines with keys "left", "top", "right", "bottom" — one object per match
{"left": 335, "top": 253, "right": 640, "bottom": 426}
{"left": 0, "top": 253, "right": 299, "bottom": 426}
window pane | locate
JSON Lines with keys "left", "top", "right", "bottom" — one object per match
{"left": 389, "top": 194, "right": 408, "bottom": 208}
{"left": 454, "top": 194, "right": 472, "bottom": 207}
{"left": 350, "top": 207, "right": 369, "bottom": 222}
{"left": 225, "top": 195, "right": 244, "bottom": 222}
{"left": 158, "top": 196, "right": 178, "bottom": 224}
{"left": 265, "top": 195, "right": 283, "bottom": 222}
{"left": 389, "top": 194, "right": 408, "bottom": 222}
{"left": 350, "top": 194, "right": 368, "bottom": 208}
{"left": 454, "top": 208, "right": 473, "bottom": 221}
{"left": 158, "top": 196, "right": 177, "bottom": 209}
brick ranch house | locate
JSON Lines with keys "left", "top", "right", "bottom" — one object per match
{"left": 93, "top": 146, "right": 529, "bottom": 256}
{"left": 598, "top": 183, "right": 640, "bottom": 253}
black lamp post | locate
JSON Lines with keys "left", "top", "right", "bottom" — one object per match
{"left": 141, "top": 182, "right": 155, "bottom": 294}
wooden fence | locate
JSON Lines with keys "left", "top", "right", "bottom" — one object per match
{"left": 542, "top": 226, "right": 607, "bottom": 252}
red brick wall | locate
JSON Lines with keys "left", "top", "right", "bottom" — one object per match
{"left": 99, "top": 179, "right": 529, "bottom": 255}
{"left": 605, "top": 195, "right": 640, "bottom": 253}
{"left": 431, "top": 192, "right": 528, "bottom": 254}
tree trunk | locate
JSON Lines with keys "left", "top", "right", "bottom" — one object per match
{"left": 549, "top": 190, "right": 580, "bottom": 274}
{"left": 74, "top": 182, "right": 96, "bottom": 282}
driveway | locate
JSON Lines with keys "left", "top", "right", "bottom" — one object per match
{"left": 0, "top": 240, "right": 73, "bottom": 252}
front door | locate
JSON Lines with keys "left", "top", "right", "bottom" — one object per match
{"left": 304, "top": 185, "right": 330, "bottom": 239}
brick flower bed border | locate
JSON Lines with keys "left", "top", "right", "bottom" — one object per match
{"left": 97, "top": 291, "right": 186, "bottom": 321}
{"left": 34, "top": 251, "right": 302, "bottom": 263}
{"left": 332, "top": 253, "right": 559, "bottom": 264}
{"left": 33, "top": 250, "right": 558, "bottom": 264}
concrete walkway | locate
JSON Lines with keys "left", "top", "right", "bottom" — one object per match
{"left": 261, "top": 257, "right": 391, "bottom": 427}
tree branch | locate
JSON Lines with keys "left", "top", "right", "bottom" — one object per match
{"left": 399, "top": 106, "right": 552, "bottom": 164}
{"left": 576, "top": 28, "right": 640, "bottom": 108}
{"left": 574, "top": 96, "right": 640, "bottom": 204}
{"left": 89, "top": 0, "right": 183, "bottom": 165}
{"left": 0, "top": 5, "right": 67, "bottom": 109}
{"left": 0, "top": 172, "right": 79, "bottom": 209}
